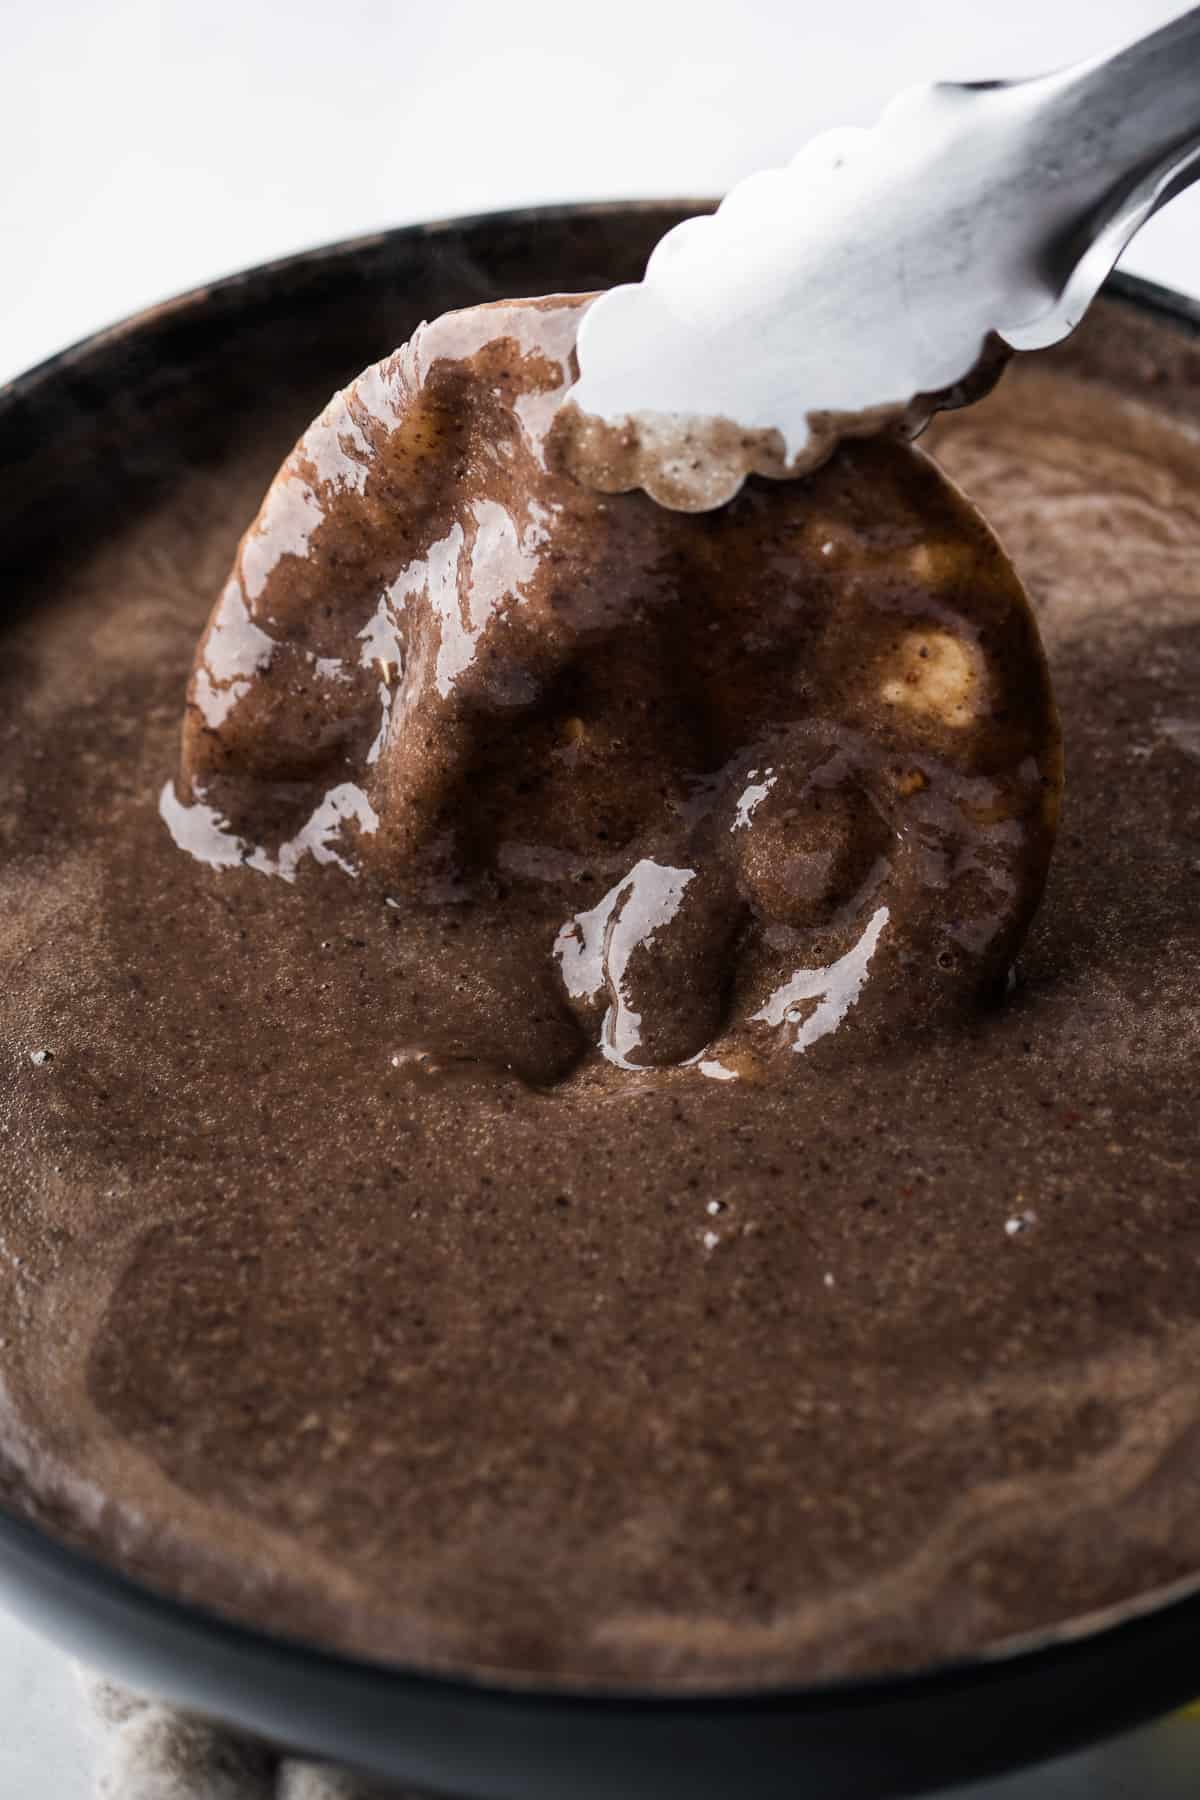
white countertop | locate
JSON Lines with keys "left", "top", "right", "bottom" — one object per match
{"left": 4, "top": 1, "right": 1200, "bottom": 1792}
{"left": 4, "top": 1595, "right": 1200, "bottom": 1800}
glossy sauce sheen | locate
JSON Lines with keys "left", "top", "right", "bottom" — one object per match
{"left": 0, "top": 295, "right": 1198, "bottom": 1690}
{"left": 171, "top": 296, "right": 1058, "bottom": 1081}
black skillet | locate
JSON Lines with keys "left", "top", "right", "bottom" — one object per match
{"left": 2, "top": 202, "right": 1199, "bottom": 1798}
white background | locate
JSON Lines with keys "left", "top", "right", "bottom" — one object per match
{"left": 4, "top": 0, "right": 1200, "bottom": 385}
{"left": 4, "top": 2, "right": 1200, "bottom": 1793}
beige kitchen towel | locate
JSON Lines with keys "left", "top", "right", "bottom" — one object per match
{"left": 80, "top": 1669, "right": 415, "bottom": 1799}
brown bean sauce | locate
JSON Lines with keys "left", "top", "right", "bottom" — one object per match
{"left": 0, "top": 294, "right": 1197, "bottom": 1691}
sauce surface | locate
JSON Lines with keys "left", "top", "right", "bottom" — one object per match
{"left": 0, "top": 288, "right": 1198, "bottom": 1690}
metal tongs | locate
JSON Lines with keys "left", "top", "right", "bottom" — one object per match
{"left": 566, "top": 6, "right": 1200, "bottom": 510}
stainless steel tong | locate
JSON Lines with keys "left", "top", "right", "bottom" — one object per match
{"left": 567, "top": 6, "right": 1200, "bottom": 509}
